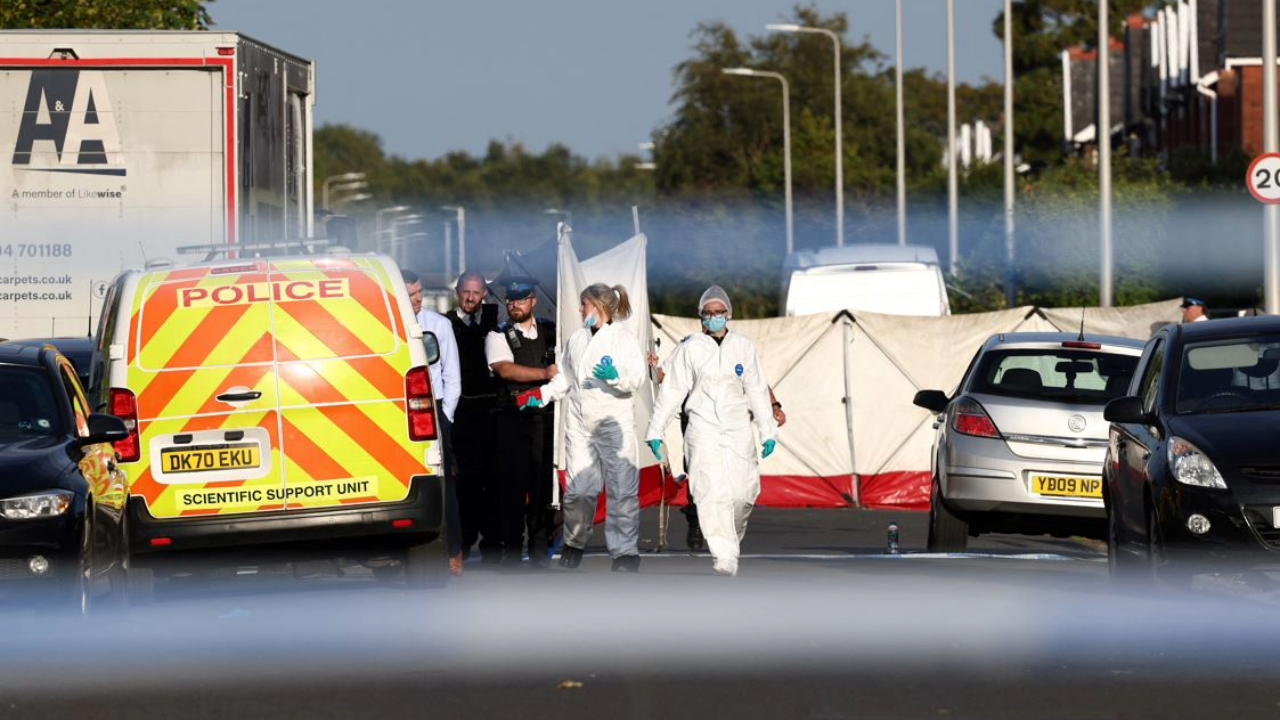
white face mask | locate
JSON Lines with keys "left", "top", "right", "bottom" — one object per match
{"left": 584, "top": 313, "right": 599, "bottom": 330}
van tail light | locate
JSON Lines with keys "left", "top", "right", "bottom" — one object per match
{"left": 951, "top": 397, "right": 1001, "bottom": 439}
{"left": 405, "top": 367, "right": 437, "bottom": 441}
{"left": 109, "top": 388, "right": 141, "bottom": 462}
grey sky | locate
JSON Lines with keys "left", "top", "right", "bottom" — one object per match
{"left": 211, "top": 0, "right": 1006, "bottom": 162}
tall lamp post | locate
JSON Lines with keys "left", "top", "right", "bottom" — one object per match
{"left": 1265, "top": 0, "right": 1279, "bottom": 313}
{"left": 375, "top": 205, "right": 410, "bottom": 254}
{"left": 390, "top": 214, "right": 424, "bottom": 268}
{"left": 767, "top": 23, "right": 844, "bottom": 247}
{"left": 946, "top": 0, "right": 959, "bottom": 275}
{"left": 1099, "top": 0, "right": 1113, "bottom": 307}
{"left": 1003, "top": 0, "right": 1017, "bottom": 308}
{"left": 723, "top": 67, "right": 793, "bottom": 256}
{"left": 544, "top": 207, "right": 573, "bottom": 228}
{"left": 322, "top": 171, "right": 366, "bottom": 210}
{"left": 895, "top": 0, "right": 907, "bottom": 246}
{"left": 441, "top": 205, "right": 466, "bottom": 282}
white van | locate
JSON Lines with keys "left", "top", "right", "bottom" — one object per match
{"left": 781, "top": 244, "right": 951, "bottom": 317}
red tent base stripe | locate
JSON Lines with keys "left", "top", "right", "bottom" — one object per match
{"left": 571, "top": 468, "right": 931, "bottom": 525}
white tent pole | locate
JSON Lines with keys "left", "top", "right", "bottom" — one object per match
{"left": 632, "top": 205, "right": 641, "bottom": 235}
{"left": 842, "top": 319, "right": 859, "bottom": 506}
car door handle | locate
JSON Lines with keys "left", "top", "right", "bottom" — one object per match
{"left": 217, "top": 390, "right": 262, "bottom": 402}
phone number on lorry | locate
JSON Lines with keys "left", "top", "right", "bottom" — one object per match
{"left": 0, "top": 244, "right": 73, "bottom": 257}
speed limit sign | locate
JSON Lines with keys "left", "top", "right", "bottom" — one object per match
{"left": 1248, "top": 152, "right": 1280, "bottom": 204}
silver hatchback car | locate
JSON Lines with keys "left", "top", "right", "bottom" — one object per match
{"left": 913, "top": 332, "right": 1144, "bottom": 551}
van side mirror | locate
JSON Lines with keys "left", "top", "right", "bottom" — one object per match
{"left": 422, "top": 331, "right": 441, "bottom": 365}
{"left": 81, "top": 413, "right": 129, "bottom": 446}
{"left": 913, "top": 389, "right": 949, "bottom": 413}
{"left": 1104, "top": 396, "right": 1147, "bottom": 424}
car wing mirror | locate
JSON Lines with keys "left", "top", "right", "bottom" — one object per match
{"left": 913, "top": 389, "right": 949, "bottom": 414}
{"left": 1104, "top": 396, "right": 1148, "bottom": 424}
{"left": 82, "top": 413, "right": 129, "bottom": 445}
{"left": 422, "top": 331, "right": 441, "bottom": 365}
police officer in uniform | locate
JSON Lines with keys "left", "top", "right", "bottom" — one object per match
{"left": 485, "top": 277, "right": 559, "bottom": 568}
{"left": 448, "top": 270, "right": 503, "bottom": 564}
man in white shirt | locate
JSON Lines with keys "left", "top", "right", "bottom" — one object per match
{"left": 403, "top": 269, "right": 463, "bottom": 575}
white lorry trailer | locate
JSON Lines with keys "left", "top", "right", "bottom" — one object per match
{"left": 0, "top": 30, "right": 315, "bottom": 338}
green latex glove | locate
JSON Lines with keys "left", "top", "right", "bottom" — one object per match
{"left": 593, "top": 362, "right": 619, "bottom": 381}
{"left": 647, "top": 439, "right": 663, "bottom": 461}
{"left": 761, "top": 439, "right": 776, "bottom": 459}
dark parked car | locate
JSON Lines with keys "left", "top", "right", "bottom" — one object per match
{"left": 0, "top": 341, "right": 132, "bottom": 611}
{"left": 3, "top": 336, "right": 96, "bottom": 392}
{"left": 1104, "top": 316, "right": 1280, "bottom": 586}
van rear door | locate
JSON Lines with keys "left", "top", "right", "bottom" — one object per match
{"left": 129, "top": 263, "right": 284, "bottom": 519}
{"left": 270, "top": 257, "right": 427, "bottom": 511}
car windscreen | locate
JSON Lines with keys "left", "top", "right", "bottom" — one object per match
{"left": 1176, "top": 336, "right": 1280, "bottom": 414}
{"left": 0, "top": 367, "right": 64, "bottom": 438}
{"left": 969, "top": 348, "right": 1138, "bottom": 405}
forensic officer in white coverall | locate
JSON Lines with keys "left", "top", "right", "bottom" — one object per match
{"left": 644, "top": 285, "right": 777, "bottom": 576}
{"left": 517, "top": 282, "right": 646, "bottom": 572}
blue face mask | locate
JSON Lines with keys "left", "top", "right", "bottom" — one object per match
{"left": 584, "top": 313, "right": 599, "bottom": 330}
{"left": 702, "top": 316, "right": 727, "bottom": 333}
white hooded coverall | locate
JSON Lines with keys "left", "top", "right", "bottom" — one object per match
{"left": 645, "top": 331, "right": 777, "bottom": 571}
{"left": 536, "top": 322, "right": 645, "bottom": 558}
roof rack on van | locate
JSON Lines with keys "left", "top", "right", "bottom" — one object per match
{"left": 176, "top": 238, "right": 334, "bottom": 262}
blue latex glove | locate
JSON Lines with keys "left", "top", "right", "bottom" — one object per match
{"left": 593, "top": 362, "right": 619, "bottom": 381}
{"left": 761, "top": 439, "right": 776, "bottom": 459}
{"left": 647, "top": 439, "right": 664, "bottom": 461}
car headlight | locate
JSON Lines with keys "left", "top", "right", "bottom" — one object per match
{"left": 0, "top": 490, "right": 74, "bottom": 520}
{"left": 1168, "top": 437, "right": 1227, "bottom": 489}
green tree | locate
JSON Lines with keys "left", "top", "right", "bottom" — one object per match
{"left": 653, "top": 5, "right": 1004, "bottom": 200}
{"left": 0, "top": 0, "right": 213, "bottom": 30}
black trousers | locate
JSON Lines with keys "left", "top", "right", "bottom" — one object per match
{"left": 495, "top": 404, "right": 557, "bottom": 559}
{"left": 439, "top": 414, "right": 462, "bottom": 557}
{"left": 452, "top": 397, "right": 501, "bottom": 555}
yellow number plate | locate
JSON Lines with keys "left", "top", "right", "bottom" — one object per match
{"left": 1032, "top": 475, "right": 1102, "bottom": 498}
{"left": 161, "top": 444, "right": 261, "bottom": 474}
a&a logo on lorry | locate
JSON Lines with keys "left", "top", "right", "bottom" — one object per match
{"left": 11, "top": 70, "right": 126, "bottom": 176}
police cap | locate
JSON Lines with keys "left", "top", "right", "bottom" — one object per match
{"left": 1180, "top": 296, "right": 1206, "bottom": 308}
{"left": 501, "top": 276, "right": 538, "bottom": 301}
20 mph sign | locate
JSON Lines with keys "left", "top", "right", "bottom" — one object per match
{"left": 1248, "top": 153, "right": 1280, "bottom": 204}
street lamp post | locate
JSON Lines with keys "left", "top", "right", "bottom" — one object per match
{"left": 1265, "top": 0, "right": 1279, "bottom": 313}
{"left": 375, "top": 205, "right": 410, "bottom": 254}
{"left": 441, "top": 206, "right": 466, "bottom": 276}
{"left": 544, "top": 207, "right": 573, "bottom": 228}
{"left": 322, "top": 172, "right": 366, "bottom": 210}
{"left": 946, "top": 0, "right": 959, "bottom": 275}
{"left": 1099, "top": 0, "right": 1113, "bottom": 307}
{"left": 441, "top": 205, "right": 466, "bottom": 281}
{"left": 895, "top": 0, "right": 907, "bottom": 246}
{"left": 1004, "top": 0, "right": 1017, "bottom": 308}
{"left": 723, "top": 67, "right": 793, "bottom": 256}
{"left": 390, "top": 214, "right": 423, "bottom": 268}
{"left": 767, "top": 23, "right": 843, "bottom": 247}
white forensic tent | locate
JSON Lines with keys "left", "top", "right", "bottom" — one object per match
{"left": 650, "top": 299, "right": 1181, "bottom": 510}
{"left": 554, "top": 230, "right": 666, "bottom": 511}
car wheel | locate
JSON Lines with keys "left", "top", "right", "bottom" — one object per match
{"left": 405, "top": 538, "right": 448, "bottom": 589}
{"left": 927, "top": 478, "right": 969, "bottom": 552}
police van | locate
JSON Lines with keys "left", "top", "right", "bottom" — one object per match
{"left": 90, "top": 254, "right": 448, "bottom": 589}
